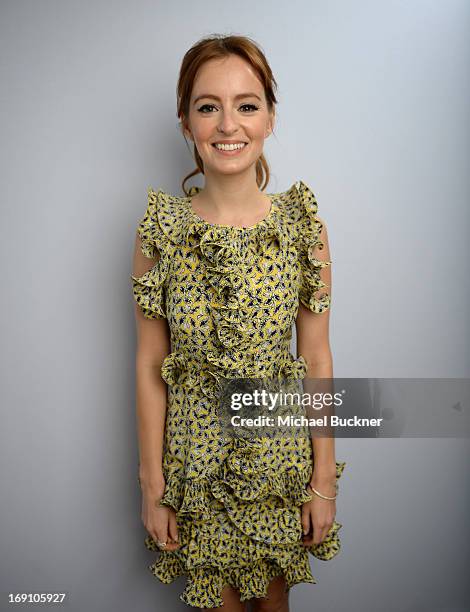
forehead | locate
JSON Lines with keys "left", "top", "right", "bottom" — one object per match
{"left": 191, "top": 55, "right": 263, "bottom": 98}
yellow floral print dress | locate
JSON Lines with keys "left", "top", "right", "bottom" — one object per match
{"left": 131, "top": 179, "right": 346, "bottom": 609}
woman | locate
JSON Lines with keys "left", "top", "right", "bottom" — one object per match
{"left": 131, "top": 34, "right": 346, "bottom": 611}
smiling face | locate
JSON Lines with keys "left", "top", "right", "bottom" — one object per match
{"left": 182, "top": 54, "right": 275, "bottom": 177}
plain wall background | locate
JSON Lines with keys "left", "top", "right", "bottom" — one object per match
{"left": 1, "top": 1, "right": 469, "bottom": 611}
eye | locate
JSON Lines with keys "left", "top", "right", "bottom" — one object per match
{"left": 239, "top": 104, "right": 259, "bottom": 112}
{"left": 197, "top": 104, "right": 217, "bottom": 113}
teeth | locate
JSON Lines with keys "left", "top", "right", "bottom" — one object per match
{"left": 214, "top": 142, "right": 246, "bottom": 151}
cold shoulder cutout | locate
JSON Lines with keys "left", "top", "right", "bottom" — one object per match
{"left": 290, "top": 180, "right": 332, "bottom": 314}
{"left": 130, "top": 188, "right": 170, "bottom": 319}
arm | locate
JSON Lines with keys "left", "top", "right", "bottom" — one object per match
{"left": 132, "top": 232, "right": 171, "bottom": 500}
{"left": 296, "top": 217, "right": 337, "bottom": 545}
{"left": 296, "top": 216, "right": 336, "bottom": 488}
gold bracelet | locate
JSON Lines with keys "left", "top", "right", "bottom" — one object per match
{"left": 307, "top": 482, "right": 338, "bottom": 501}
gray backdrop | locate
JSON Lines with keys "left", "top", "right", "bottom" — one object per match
{"left": 1, "top": 1, "right": 469, "bottom": 611}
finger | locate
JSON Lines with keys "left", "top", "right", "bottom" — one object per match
{"left": 168, "top": 512, "right": 179, "bottom": 544}
{"left": 154, "top": 512, "right": 170, "bottom": 546}
{"left": 303, "top": 518, "right": 330, "bottom": 546}
{"left": 312, "top": 523, "right": 331, "bottom": 546}
{"left": 302, "top": 531, "right": 315, "bottom": 546}
{"left": 312, "top": 527, "right": 326, "bottom": 546}
{"left": 301, "top": 506, "right": 311, "bottom": 537}
{"left": 153, "top": 511, "right": 180, "bottom": 551}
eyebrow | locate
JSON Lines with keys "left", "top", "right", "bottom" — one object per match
{"left": 193, "top": 92, "right": 262, "bottom": 104}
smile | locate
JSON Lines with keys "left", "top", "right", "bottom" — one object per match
{"left": 212, "top": 142, "right": 248, "bottom": 156}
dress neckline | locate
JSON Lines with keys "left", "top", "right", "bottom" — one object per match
{"left": 184, "top": 188, "right": 278, "bottom": 231}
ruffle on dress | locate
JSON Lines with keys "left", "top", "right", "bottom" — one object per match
{"left": 157, "top": 349, "right": 320, "bottom": 520}
{"left": 160, "top": 349, "right": 309, "bottom": 400}
{"left": 294, "top": 180, "right": 332, "bottom": 314}
{"left": 157, "top": 184, "right": 290, "bottom": 368}
{"left": 130, "top": 257, "right": 169, "bottom": 319}
{"left": 144, "top": 459, "right": 346, "bottom": 607}
{"left": 149, "top": 345, "right": 348, "bottom": 607}
{"left": 132, "top": 180, "right": 329, "bottom": 359}
{"left": 146, "top": 550, "right": 316, "bottom": 608}
{"left": 130, "top": 188, "right": 171, "bottom": 319}
{"left": 130, "top": 180, "right": 331, "bottom": 321}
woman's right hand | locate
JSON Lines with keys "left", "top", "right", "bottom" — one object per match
{"left": 141, "top": 477, "right": 180, "bottom": 551}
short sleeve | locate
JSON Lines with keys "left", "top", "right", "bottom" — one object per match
{"left": 134, "top": 188, "right": 168, "bottom": 259}
{"left": 130, "top": 188, "right": 169, "bottom": 319}
{"left": 295, "top": 181, "right": 332, "bottom": 314}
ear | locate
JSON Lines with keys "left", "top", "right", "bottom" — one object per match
{"left": 266, "top": 111, "right": 275, "bottom": 137}
{"left": 180, "top": 116, "right": 193, "bottom": 141}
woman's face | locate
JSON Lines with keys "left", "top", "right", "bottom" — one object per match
{"left": 183, "top": 54, "right": 274, "bottom": 177}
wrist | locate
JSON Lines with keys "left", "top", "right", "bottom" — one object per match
{"left": 312, "top": 463, "right": 337, "bottom": 481}
{"left": 138, "top": 469, "right": 165, "bottom": 491}
{"left": 310, "top": 467, "right": 337, "bottom": 494}
{"left": 307, "top": 480, "right": 337, "bottom": 501}
{"left": 141, "top": 479, "right": 165, "bottom": 501}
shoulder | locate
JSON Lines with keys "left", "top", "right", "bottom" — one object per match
{"left": 276, "top": 179, "right": 319, "bottom": 218}
{"left": 275, "top": 179, "right": 328, "bottom": 239}
{"left": 134, "top": 186, "right": 174, "bottom": 257}
{"left": 284, "top": 181, "right": 331, "bottom": 314}
{"left": 135, "top": 185, "right": 198, "bottom": 251}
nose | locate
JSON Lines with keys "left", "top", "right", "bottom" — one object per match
{"left": 217, "top": 106, "right": 240, "bottom": 135}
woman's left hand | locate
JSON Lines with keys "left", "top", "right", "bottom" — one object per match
{"left": 300, "top": 474, "right": 337, "bottom": 547}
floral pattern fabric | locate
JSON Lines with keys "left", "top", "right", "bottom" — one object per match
{"left": 131, "top": 179, "right": 346, "bottom": 608}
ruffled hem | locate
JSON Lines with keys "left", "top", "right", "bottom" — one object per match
{"left": 147, "top": 552, "right": 317, "bottom": 608}
{"left": 145, "top": 456, "right": 346, "bottom": 606}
